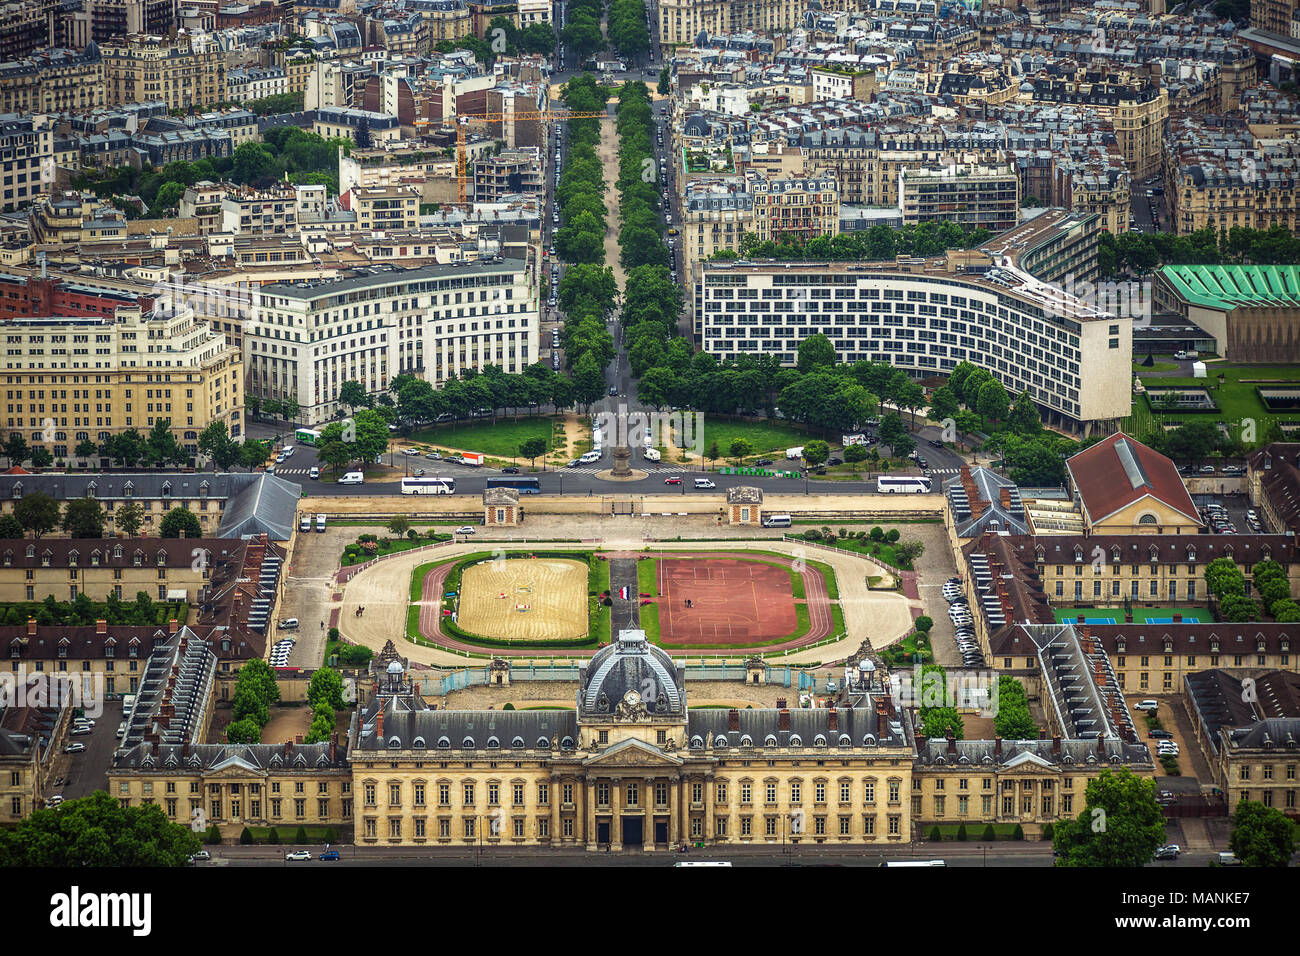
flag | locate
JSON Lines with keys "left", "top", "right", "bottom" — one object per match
{"left": 619, "top": 585, "right": 630, "bottom": 599}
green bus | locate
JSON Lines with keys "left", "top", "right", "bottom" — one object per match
{"left": 295, "top": 428, "right": 322, "bottom": 446}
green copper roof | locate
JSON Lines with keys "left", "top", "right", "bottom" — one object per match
{"left": 1160, "top": 264, "right": 1300, "bottom": 311}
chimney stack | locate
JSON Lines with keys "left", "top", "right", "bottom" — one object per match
{"left": 377, "top": 708, "right": 384, "bottom": 742}
{"left": 169, "top": 618, "right": 179, "bottom": 634}
{"left": 27, "top": 616, "right": 36, "bottom": 637}
{"left": 95, "top": 619, "right": 107, "bottom": 635}
{"left": 946, "top": 732, "right": 957, "bottom": 754}
{"left": 916, "top": 734, "right": 927, "bottom": 753}
{"left": 727, "top": 708, "right": 740, "bottom": 731}
{"left": 828, "top": 707, "right": 838, "bottom": 732}
{"left": 778, "top": 709, "right": 791, "bottom": 732}
{"left": 295, "top": 734, "right": 304, "bottom": 745}
{"left": 776, "top": 697, "right": 787, "bottom": 710}
{"left": 1096, "top": 731, "right": 1105, "bottom": 755}
{"left": 875, "top": 700, "right": 889, "bottom": 740}
{"left": 1052, "top": 735, "right": 1061, "bottom": 754}
{"left": 994, "top": 736, "right": 1002, "bottom": 758}
{"left": 330, "top": 733, "right": 338, "bottom": 762}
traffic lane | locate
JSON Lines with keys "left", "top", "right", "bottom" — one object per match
{"left": 57, "top": 699, "right": 124, "bottom": 801}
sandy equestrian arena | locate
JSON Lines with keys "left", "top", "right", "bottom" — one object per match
{"left": 457, "top": 558, "right": 589, "bottom": 642}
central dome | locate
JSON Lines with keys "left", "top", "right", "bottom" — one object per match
{"left": 578, "top": 631, "right": 685, "bottom": 719}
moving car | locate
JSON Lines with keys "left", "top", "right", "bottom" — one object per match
{"left": 189, "top": 850, "right": 210, "bottom": 863}
{"left": 455, "top": 526, "right": 477, "bottom": 535}
{"left": 1218, "top": 852, "right": 1242, "bottom": 866}
{"left": 64, "top": 743, "right": 86, "bottom": 753}
{"left": 693, "top": 478, "right": 716, "bottom": 489}
{"left": 285, "top": 850, "right": 312, "bottom": 861}
{"left": 664, "top": 476, "right": 682, "bottom": 485}
{"left": 278, "top": 618, "right": 299, "bottom": 630}
{"left": 319, "top": 850, "right": 340, "bottom": 861}
{"left": 309, "top": 466, "right": 320, "bottom": 479}
{"left": 338, "top": 472, "right": 364, "bottom": 485}
{"left": 1154, "top": 845, "right": 1180, "bottom": 860}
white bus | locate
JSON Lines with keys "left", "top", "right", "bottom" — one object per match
{"left": 879, "top": 860, "right": 946, "bottom": 867}
{"left": 401, "top": 475, "right": 456, "bottom": 495}
{"left": 877, "top": 476, "right": 933, "bottom": 494}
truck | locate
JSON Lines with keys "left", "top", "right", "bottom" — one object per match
{"left": 461, "top": 452, "right": 485, "bottom": 467}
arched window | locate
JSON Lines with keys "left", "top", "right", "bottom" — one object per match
{"left": 814, "top": 734, "right": 827, "bottom": 747}
{"left": 1138, "top": 513, "right": 1157, "bottom": 525}
{"left": 412, "top": 737, "right": 426, "bottom": 749}
{"left": 437, "top": 736, "right": 451, "bottom": 749}
{"left": 765, "top": 734, "right": 778, "bottom": 747}
{"left": 461, "top": 736, "right": 476, "bottom": 749}
{"left": 690, "top": 735, "right": 704, "bottom": 749}
{"left": 486, "top": 736, "right": 500, "bottom": 749}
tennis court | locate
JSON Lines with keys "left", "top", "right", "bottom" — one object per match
{"left": 1053, "top": 607, "right": 1213, "bottom": 625}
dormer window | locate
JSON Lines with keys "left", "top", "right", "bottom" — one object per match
{"left": 25, "top": 545, "right": 35, "bottom": 559}
{"left": 86, "top": 483, "right": 96, "bottom": 498}
{"left": 1111, "top": 547, "right": 1121, "bottom": 563}
{"left": 1149, "top": 546, "right": 1159, "bottom": 563}
{"left": 123, "top": 482, "right": 133, "bottom": 497}
{"left": 90, "top": 551, "right": 100, "bottom": 567}
{"left": 157, "top": 550, "right": 167, "bottom": 567}
{"left": 1073, "top": 547, "right": 1083, "bottom": 563}
{"left": 161, "top": 482, "right": 172, "bottom": 498}
{"left": 113, "top": 545, "right": 123, "bottom": 560}
{"left": 1, "top": 551, "right": 9, "bottom": 567}
{"left": 133, "top": 551, "right": 143, "bottom": 567}
{"left": 40, "top": 551, "right": 50, "bottom": 567}
{"left": 68, "top": 551, "right": 78, "bottom": 568}
{"left": 11, "top": 483, "right": 21, "bottom": 500}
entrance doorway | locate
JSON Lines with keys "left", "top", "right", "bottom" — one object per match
{"left": 654, "top": 819, "right": 668, "bottom": 845}
{"left": 597, "top": 820, "right": 610, "bottom": 845}
{"left": 621, "top": 816, "right": 644, "bottom": 848}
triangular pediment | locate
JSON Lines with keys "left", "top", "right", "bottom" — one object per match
{"left": 1001, "top": 749, "right": 1058, "bottom": 772}
{"left": 204, "top": 753, "right": 266, "bottom": 776}
{"left": 583, "top": 736, "right": 682, "bottom": 768}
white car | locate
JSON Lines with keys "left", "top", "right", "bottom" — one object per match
{"left": 64, "top": 743, "right": 86, "bottom": 754}
{"left": 285, "top": 850, "right": 312, "bottom": 861}
{"left": 1134, "top": 699, "right": 1159, "bottom": 712}
{"left": 455, "top": 526, "right": 477, "bottom": 535}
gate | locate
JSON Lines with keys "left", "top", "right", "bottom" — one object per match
{"left": 608, "top": 498, "right": 640, "bottom": 516}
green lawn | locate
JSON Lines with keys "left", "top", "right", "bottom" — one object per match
{"left": 640, "top": 601, "right": 660, "bottom": 642}
{"left": 636, "top": 558, "right": 658, "bottom": 595}
{"left": 408, "top": 416, "right": 557, "bottom": 459}
{"left": 701, "top": 419, "right": 811, "bottom": 459}
{"left": 591, "top": 557, "right": 611, "bottom": 596}
{"left": 1126, "top": 363, "right": 1300, "bottom": 435}
{"left": 245, "top": 826, "right": 338, "bottom": 843}
{"left": 1052, "top": 606, "right": 1213, "bottom": 624}
{"left": 341, "top": 534, "right": 450, "bottom": 567}
{"left": 927, "top": 823, "right": 1023, "bottom": 841}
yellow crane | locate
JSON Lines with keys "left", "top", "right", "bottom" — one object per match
{"left": 455, "top": 109, "right": 607, "bottom": 204}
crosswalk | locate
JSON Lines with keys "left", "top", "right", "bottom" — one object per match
{"left": 273, "top": 467, "right": 314, "bottom": 476}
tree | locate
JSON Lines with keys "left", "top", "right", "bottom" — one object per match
{"left": 976, "top": 379, "right": 1010, "bottom": 428}
{"left": 914, "top": 616, "right": 934, "bottom": 633}
{"left": 928, "top": 385, "right": 959, "bottom": 426}
{"left": 145, "top": 419, "right": 185, "bottom": 467}
{"left": 238, "top": 826, "right": 253, "bottom": 845}
{"left": 115, "top": 502, "right": 144, "bottom": 537}
{"left": 1205, "top": 557, "right": 1246, "bottom": 598}
{"left": 241, "top": 439, "right": 270, "bottom": 471}
{"left": 388, "top": 515, "right": 411, "bottom": 538}
{"left": 0, "top": 791, "right": 200, "bottom": 866}
{"left": 844, "top": 444, "right": 868, "bottom": 463}
{"left": 658, "top": 66, "right": 670, "bottom": 95}
{"left": 225, "top": 717, "right": 262, "bottom": 744}
{"left": 878, "top": 415, "right": 915, "bottom": 459}
{"left": 519, "top": 437, "right": 547, "bottom": 467}
{"left": 159, "top": 506, "right": 202, "bottom": 539}
{"left": 198, "top": 421, "right": 240, "bottom": 471}
{"left": 0, "top": 513, "right": 22, "bottom": 538}
{"left": 232, "top": 141, "right": 279, "bottom": 184}
{"left": 2, "top": 431, "right": 28, "bottom": 467}
{"left": 75, "top": 439, "right": 98, "bottom": 460}
{"left": 294, "top": 826, "right": 309, "bottom": 845}
{"left": 338, "top": 380, "right": 368, "bottom": 415}
{"left": 895, "top": 540, "right": 926, "bottom": 566}
{"left": 1052, "top": 768, "right": 1164, "bottom": 867}
{"left": 308, "top": 667, "right": 345, "bottom": 711}
{"left": 803, "top": 439, "right": 830, "bottom": 467}
{"left": 62, "top": 498, "right": 106, "bottom": 538}
{"left": 267, "top": 827, "right": 280, "bottom": 845}
{"left": 14, "top": 492, "right": 60, "bottom": 539}
{"left": 1228, "top": 799, "right": 1297, "bottom": 867}
{"left": 30, "top": 446, "right": 52, "bottom": 469}
{"left": 796, "top": 334, "right": 837, "bottom": 372}
{"left": 729, "top": 438, "right": 753, "bottom": 460}
{"left": 1009, "top": 390, "right": 1041, "bottom": 435}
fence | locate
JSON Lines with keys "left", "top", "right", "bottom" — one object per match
{"left": 416, "top": 662, "right": 829, "bottom": 694}
{"left": 781, "top": 533, "right": 906, "bottom": 577}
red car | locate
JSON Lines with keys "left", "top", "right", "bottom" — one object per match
{"left": 664, "top": 476, "right": 682, "bottom": 485}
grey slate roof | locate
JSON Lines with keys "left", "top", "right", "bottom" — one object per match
{"left": 355, "top": 707, "right": 579, "bottom": 753}
{"left": 112, "top": 740, "right": 346, "bottom": 771}
{"left": 915, "top": 737, "right": 1151, "bottom": 767}
{"left": 579, "top": 631, "right": 685, "bottom": 717}
{"left": 216, "top": 473, "right": 300, "bottom": 541}
{"left": 687, "top": 704, "right": 907, "bottom": 749}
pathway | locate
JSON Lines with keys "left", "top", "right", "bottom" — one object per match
{"left": 607, "top": 557, "right": 640, "bottom": 632}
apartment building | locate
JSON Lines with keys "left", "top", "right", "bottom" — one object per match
{"left": 682, "top": 178, "right": 754, "bottom": 274}
{"left": 0, "top": 114, "right": 53, "bottom": 214}
{"left": 226, "top": 65, "right": 288, "bottom": 103}
{"left": 899, "top": 160, "right": 1019, "bottom": 233}
{"left": 658, "top": 0, "right": 824, "bottom": 46}
{"left": 0, "top": 304, "right": 243, "bottom": 461}
{"left": 750, "top": 176, "right": 839, "bottom": 244}
{"left": 0, "top": 46, "right": 105, "bottom": 116}
{"left": 1253, "top": 0, "right": 1299, "bottom": 36}
{"left": 0, "top": 0, "right": 61, "bottom": 61}
{"left": 0, "top": 709, "right": 49, "bottom": 824}
{"left": 313, "top": 107, "right": 401, "bottom": 146}
{"left": 473, "top": 148, "right": 543, "bottom": 203}
{"left": 693, "top": 213, "right": 1129, "bottom": 433}
{"left": 220, "top": 183, "right": 299, "bottom": 237}
{"left": 101, "top": 33, "right": 226, "bottom": 112}
{"left": 69, "top": 0, "right": 180, "bottom": 46}
{"left": 1248, "top": 443, "right": 1300, "bottom": 537}
{"left": 346, "top": 185, "right": 421, "bottom": 231}
{"left": 245, "top": 258, "right": 538, "bottom": 424}
{"left": 1025, "top": 72, "right": 1168, "bottom": 179}
{"left": 179, "top": 181, "right": 228, "bottom": 235}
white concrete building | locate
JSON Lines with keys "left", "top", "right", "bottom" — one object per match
{"left": 245, "top": 260, "right": 539, "bottom": 424}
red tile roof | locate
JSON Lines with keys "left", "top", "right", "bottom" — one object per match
{"left": 1065, "top": 432, "right": 1200, "bottom": 527}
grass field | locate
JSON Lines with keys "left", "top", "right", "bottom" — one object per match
{"left": 700, "top": 419, "right": 811, "bottom": 459}
{"left": 1052, "top": 606, "right": 1213, "bottom": 624}
{"left": 409, "top": 416, "right": 556, "bottom": 458}
{"left": 1125, "top": 363, "right": 1300, "bottom": 435}
{"left": 637, "top": 558, "right": 658, "bottom": 595}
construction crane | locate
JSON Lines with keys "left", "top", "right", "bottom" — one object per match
{"left": 455, "top": 109, "right": 607, "bottom": 204}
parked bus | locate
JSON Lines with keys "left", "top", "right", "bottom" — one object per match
{"left": 400, "top": 476, "right": 456, "bottom": 495}
{"left": 295, "top": 428, "right": 322, "bottom": 446}
{"left": 879, "top": 860, "right": 946, "bottom": 867}
{"left": 486, "top": 476, "right": 541, "bottom": 494}
{"left": 877, "top": 476, "right": 933, "bottom": 494}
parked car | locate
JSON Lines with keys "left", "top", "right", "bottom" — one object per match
{"left": 1199, "top": 464, "right": 1216, "bottom": 474}
{"left": 285, "top": 850, "right": 312, "bottom": 861}
{"left": 501, "top": 467, "right": 520, "bottom": 474}
{"left": 827, "top": 457, "right": 842, "bottom": 466}
{"left": 664, "top": 476, "right": 682, "bottom": 485}
{"left": 425, "top": 451, "right": 443, "bottom": 460}
{"left": 70, "top": 726, "right": 92, "bottom": 737}
{"left": 63, "top": 743, "right": 86, "bottom": 753}
{"left": 189, "top": 850, "right": 210, "bottom": 863}
{"left": 319, "top": 850, "right": 341, "bottom": 861}
{"left": 1154, "top": 845, "right": 1181, "bottom": 860}
{"left": 1218, "top": 852, "right": 1242, "bottom": 866}
{"left": 1134, "top": 699, "right": 1160, "bottom": 712}
{"left": 1148, "top": 729, "right": 1174, "bottom": 739}
{"left": 455, "top": 526, "right": 477, "bottom": 535}
{"left": 756, "top": 459, "right": 774, "bottom": 466}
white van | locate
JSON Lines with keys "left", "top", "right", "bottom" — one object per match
{"left": 786, "top": 446, "right": 804, "bottom": 460}
{"left": 316, "top": 514, "right": 327, "bottom": 532}
{"left": 761, "top": 514, "right": 792, "bottom": 528}
{"left": 579, "top": 450, "right": 602, "bottom": 464}
{"left": 299, "top": 515, "right": 311, "bottom": 533}
{"left": 644, "top": 447, "right": 661, "bottom": 462}
{"left": 338, "top": 471, "right": 364, "bottom": 485}
{"left": 693, "top": 478, "right": 716, "bottom": 489}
